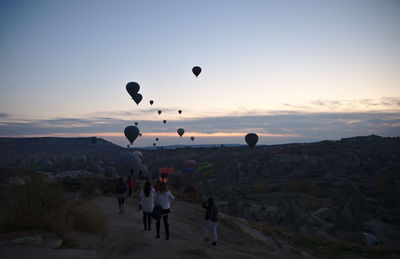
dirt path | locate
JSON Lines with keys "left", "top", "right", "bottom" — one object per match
{"left": 0, "top": 195, "right": 313, "bottom": 259}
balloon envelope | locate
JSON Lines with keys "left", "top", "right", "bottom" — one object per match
{"left": 163, "top": 120, "right": 167, "bottom": 124}
{"left": 132, "top": 93, "right": 143, "bottom": 105}
{"left": 132, "top": 151, "right": 143, "bottom": 161}
{"left": 156, "top": 138, "right": 159, "bottom": 141}
{"left": 190, "top": 136, "right": 195, "bottom": 141}
{"left": 126, "top": 82, "right": 140, "bottom": 98}
{"left": 158, "top": 110, "right": 162, "bottom": 115}
{"left": 245, "top": 133, "right": 258, "bottom": 148}
{"left": 184, "top": 159, "right": 197, "bottom": 168}
{"left": 150, "top": 100, "right": 154, "bottom": 105}
{"left": 192, "top": 66, "right": 201, "bottom": 77}
{"left": 178, "top": 110, "right": 182, "bottom": 114}
{"left": 134, "top": 122, "right": 138, "bottom": 126}
{"left": 124, "top": 126, "right": 140, "bottom": 144}
{"left": 177, "top": 128, "right": 185, "bottom": 137}
{"left": 115, "top": 151, "right": 141, "bottom": 177}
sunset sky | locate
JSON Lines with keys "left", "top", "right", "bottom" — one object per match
{"left": 1, "top": 0, "right": 399, "bottom": 147}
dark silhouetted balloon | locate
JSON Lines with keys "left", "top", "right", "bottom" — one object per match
{"left": 178, "top": 110, "right": 182, "bottom": 114}
{"left": 126, "top": 82, "right": 140, "bottom": 98}
{"left": 177, "top": 128, "right": 185, "bottom": 137}
{"left": 245, "top": 133, "right": 258, "bottom": 148}
{"left": 134, "top": 122, "right": 138, "bottom": 126}
{"left": 90, "top": 137, "right": 97, "bottom": 144}
{"left": 158, "top": 110, "right": 162, "bottom": 115}
{"left": 124, "top": 126, "right": 140, "bottom": 144}
{"left": 156, "top": 138, "right": 159, "bottom": 141}
{"left": 150, "top": 100, "right": 154, "bottom": 105}
{"left": 132, "top": 93, "right": 143, "bottom": 105}
{"left": 192, "top": 66, "right": 201, "bottom": 77}
{"left": 190, "top": 136, "right": 195, "bottom": 141}
{"left": 163, "top": 120, "right": 167, "bottom": 124}
{"left": 153, "top": 143, "right": 156, "bottom": 147}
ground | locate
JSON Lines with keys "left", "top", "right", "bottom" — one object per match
{"left": 0, "top": 195, "right": 313, "bottom": 259}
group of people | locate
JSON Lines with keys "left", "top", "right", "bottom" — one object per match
{"left": 115, "top": 176, "right": 218, "bottom": 245}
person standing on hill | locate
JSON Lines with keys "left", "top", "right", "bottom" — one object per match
{"left": 154, "top": 181, "right": 175, "bottom": 240}
{"left": 202, "top": 197, "right": 218, "bottom": 246}
{"left": 127, "top": 175, "right": 133, "bottom": 198}
{"left": 140, "top": 181, "right": 155, "bottom": 230}
{"left": 116, "top": 177, "right": 127, "bottom": 214}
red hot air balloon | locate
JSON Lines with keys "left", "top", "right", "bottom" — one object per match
{"left": 192, "top": 66, "right": 201, "bottom": 78}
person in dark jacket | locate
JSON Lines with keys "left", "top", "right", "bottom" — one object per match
{"left": 116, "top": 177, "right": 127, "bottom": 214}
{"left": 202, "top": 197, "right": 218, "bottom": 246}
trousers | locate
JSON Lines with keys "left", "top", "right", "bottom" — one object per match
{"left": 204, "top": 220, "right": 217, "bottom": 242}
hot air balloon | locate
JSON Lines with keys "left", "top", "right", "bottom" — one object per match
{"left": 177, "top": 128, "right": 185, "bottom": 137}
{"left": 192, "top": 66, "right": 201, "bottom": 78}
{"left": 184, "top": 160, "right": 197, "bottom": 168}
{"left": 115, "top": 151, "right": 141, "bottom": 177}
{"left": 150, "top": 100, "right": 154, "bottom": 105}
{"left": 134, "top": 122, "right": 138, "bottom": 126}
{"left": 156, "top": 138, "right": 159, "bottom": 142}
{"left": 190, "top": 136, "right": 195, "bottom": 141}
{"left": 132, "top": 93, "right": 143, "bottom": 105}
{"left": 124, "top": 126, "right": 140, "bottom": 144}
{"left": 132, "top": 150, "right": 143, "bottom": 161}
{"left": 153, "top": 143, "right": 156, "bottom": 147}
{"left": 158, "top": 110, "right": 162, "bottom": 115}
{"left": 163, "top": 120, "right": 167, "bottom": 124}
{"left": 245, "top": 133, "right": 258, "bottom": 148}
{"left": 126, "top": 82, "right": 140, "bottom": 98}
{"left": 90, "top": 137, "right": 97, "bottom": 144}
{"left": 178, "top": 110, "right": 182, "bottom": 114}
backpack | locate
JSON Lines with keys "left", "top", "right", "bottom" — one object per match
{"left": 117, "top": 183, "right": 125, "bottom": 193}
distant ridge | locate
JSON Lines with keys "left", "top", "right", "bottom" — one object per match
{"left": 0, "top": 137, "right": 123, "bottom": 155}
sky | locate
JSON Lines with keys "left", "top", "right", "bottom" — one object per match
{"left": 0, "top": 0, "right": 399, "bottom": 147}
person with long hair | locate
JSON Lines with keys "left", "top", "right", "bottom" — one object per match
{"left": 202, "top": 197, "right": 218, "bottom": 246}
{"left": 140, "top": 180, "right": 155, "bottom": 230}
{"left": 154, "top": 181, "right": 175, "bottom": 240}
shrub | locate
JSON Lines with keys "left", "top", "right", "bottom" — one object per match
{"left": 255, "top": 183, "right": 269, "bottom": 193}
{"left": 0, "top": 173, "right": 64, "bottom": 232}
{"left": 0, "top": 172, "right": 107, "bottom": 239}
{"left": 281, "top": 180, "right": 321, "bottom": 196}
